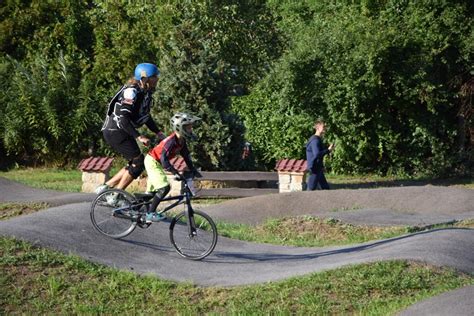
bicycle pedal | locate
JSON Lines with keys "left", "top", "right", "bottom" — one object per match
{"left": 137, "top": 216, "right": 151, "bottom": 229}
{"left": 137, "top": 221, "right": 151, "bottom": 229}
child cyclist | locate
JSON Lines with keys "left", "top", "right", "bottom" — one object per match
{"left": 143, "top": 112, "right": 201, "bottom": 223}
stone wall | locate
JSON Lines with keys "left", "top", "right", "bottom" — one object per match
{"left": 127, "top": 176, "right": 148, "bottom": 193}
{"left": 81, "top": 172, "right": 109, "bottom": 193}
{"left": 278, "top": 171, "right": 307, "bottom": 193}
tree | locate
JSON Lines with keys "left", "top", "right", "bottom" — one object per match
{"left": 154, "top": 8, "right": 240, "bottom": 170}
{"left": 235, "top": 0, "right": 473, "bottom": 176}
{"left": 154, "top": 2, "right": 281, "bottom": 170}
{"left": 0, "top": 1, "right": 94, "bottom": 165}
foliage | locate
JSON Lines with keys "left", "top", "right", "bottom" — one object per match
{"left": 0, "top": 1, "right": 280, "bottom": 170}
{"left": 154, "top": 2, "right": 281, "bottom": 170}
{"left": 0, "top": 1, "right": 471, "bottom": 175}
{"left": 235, "top": 0, "right": 473, "bottom": 175}
{"left": 154, "top": 9, "right": 236, "bottom": 170}
{"left": 1, "top": 1, "right": 94, "bottom": 165}
{"left": 231, "top": 82, "right": 315, "bottom": 168}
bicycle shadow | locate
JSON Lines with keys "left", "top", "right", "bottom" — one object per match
{"left": 207, "top": 228, "right": 472, "bottom": 263}
{"left": 117, "top": 220, "right": 177, "bottom": 254}
{"left": 121, "top": 239, "right": 176, "bottom": 254}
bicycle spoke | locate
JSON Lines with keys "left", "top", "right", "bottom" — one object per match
{"left": 90, "top": 189, "right": 137, "bottom": 239}
{"left": 169, "top": 210, "right": 217, "bottom": 260}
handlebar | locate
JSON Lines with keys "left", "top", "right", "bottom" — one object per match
{"left": 174, "top": 171, "right": 201, "bottom": 197}
{"left": 174, "top": 170, "right": 202, "bottom": 181}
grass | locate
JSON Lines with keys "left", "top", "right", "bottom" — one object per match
{"left": 0, "top": 202, "right": 50, "bottom": 221}
{"left": 449, "top": 219, "right": 474, "bottom": 228}
{"left": 0, "top": 168, "right": 82, "bottom": 192}
{"left": 1, "top": 237, "right": 472, "bottom": 315}
{"left": 216, "top": 216, "right": 474, "bottom": 247}
{"left": 327, "top": 173, "right": 474, "bottom": 189}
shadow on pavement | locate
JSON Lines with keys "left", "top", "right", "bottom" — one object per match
{"left": 121, "top": 239, "right": 176, "bottom": 254}
{"left": 208, "top": 228, "right": 472, "bottom": 263}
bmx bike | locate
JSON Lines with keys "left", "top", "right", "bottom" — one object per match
{"left": 90, "top": 174, "right": 217, "bottom": 260}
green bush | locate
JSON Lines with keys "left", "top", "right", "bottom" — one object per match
{"left": 1, "top": 1, "right": 471, "bottom": 175}
{"left": 234, "top": 0, "right": 473, "bottom": 176}
{"left": 0, "top": 1, "right": 280, "bottom": 170}
{"left": 1, "top": 1, "right": 94, "bottom": 165}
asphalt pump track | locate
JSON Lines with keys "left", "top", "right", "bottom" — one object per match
{"left": 0, "top": 177, "right": 473, "bottom": 314}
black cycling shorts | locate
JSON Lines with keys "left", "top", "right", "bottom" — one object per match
{"left": 103, "top": 130, "right": 141, "bottom": 161}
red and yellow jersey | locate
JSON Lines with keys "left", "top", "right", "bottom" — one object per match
{"left": 148, "top": 132, "right": 191, "bottom": 171}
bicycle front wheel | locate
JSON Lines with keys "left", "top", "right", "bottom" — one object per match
{"left": 90, "top": 189, "right": 138, "bottom": 239}
{"left": 169, "top": 210, "right": 218, "bottom": 260}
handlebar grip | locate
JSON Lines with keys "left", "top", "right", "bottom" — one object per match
{"left": 173, "top": 174, "right": 185, "bottom": 181}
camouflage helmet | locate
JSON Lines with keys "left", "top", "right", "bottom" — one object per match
{"left": 170, "top": 112, "right": 201, "bottom": 141}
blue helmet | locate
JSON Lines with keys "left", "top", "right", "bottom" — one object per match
{"left": 134, "top": 63, "right": 160, "bottom": 80}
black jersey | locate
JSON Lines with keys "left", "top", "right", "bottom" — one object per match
{"left": 101, "top": 84, "right": 160, "bottom": 138}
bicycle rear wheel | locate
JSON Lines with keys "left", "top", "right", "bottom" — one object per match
{"left": 169, "top": 210, "right": 218, "bottom": 260}
{"left": 90, "top": 189, "right": 138, "bottom": 239}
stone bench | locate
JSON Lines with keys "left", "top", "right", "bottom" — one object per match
{"left": 78, "top": 157, "right": 308, "bottom": 195}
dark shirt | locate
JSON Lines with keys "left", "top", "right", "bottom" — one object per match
{"left": 102, "top": 84, "right": 160, "bottom": 138}
{"left": 306, "top": 135, "right": 329, "bottom": 172}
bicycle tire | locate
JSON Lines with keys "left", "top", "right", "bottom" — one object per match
{"left": 169, "top": 210, "right": 218, "bottom": 260}
{"left": 90, "top": 189, "right": 138, "bottom": 239}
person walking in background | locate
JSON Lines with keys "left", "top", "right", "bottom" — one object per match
{"left": 306, "top": 119, "right": 334, "bottom": 190}
{"left": 96, "top": 63, "right": 165, "bottom": 194}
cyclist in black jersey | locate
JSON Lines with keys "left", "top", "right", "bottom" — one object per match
{"left": 96, "top": 63, "right": 165, "bottom": 194}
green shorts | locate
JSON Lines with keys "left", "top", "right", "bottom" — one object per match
{"left": 144, "top": 154, "right": 170, "bottom": 192}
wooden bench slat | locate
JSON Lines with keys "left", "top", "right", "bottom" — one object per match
{"left": 198, "top": 171, "right": 278, "bottom": 181}
{"left": 197, "top": 188, "right": 278, "bottom": 198}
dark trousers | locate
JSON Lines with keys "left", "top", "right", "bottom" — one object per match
{"left": 103, "top": 130, "right": 141, "bottom": 160}
{"left": 307, "top": 170, "right": 329, "bottom": 190}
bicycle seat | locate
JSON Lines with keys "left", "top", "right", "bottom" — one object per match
{"left": 134, "top": 192, "right": 155, "bottom": 201}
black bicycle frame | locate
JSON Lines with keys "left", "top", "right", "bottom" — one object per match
{"left": 137, "top": 180, "right": 197, "bottom": 236}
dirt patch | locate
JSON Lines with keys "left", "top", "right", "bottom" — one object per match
{"left": 0, "top": 202, "right": 50, "bottom": 220}
{"left": 253, "top": 216, "right": 407, "bottom": 246}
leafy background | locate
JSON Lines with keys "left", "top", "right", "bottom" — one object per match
{"left": 0, "top": 0, "right": 472, "bottom": 176}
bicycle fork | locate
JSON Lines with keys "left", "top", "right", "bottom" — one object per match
{"left": 186, "top": 202, "right": 197, "bottom": 237}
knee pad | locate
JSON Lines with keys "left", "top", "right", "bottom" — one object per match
{"left": 127, "top": 154, "right": 145, "bottom": 179}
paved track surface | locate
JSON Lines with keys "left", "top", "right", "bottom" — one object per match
{"left": 398, "top": 285, "right": 474, "bottom": 316}
{"left": 202, "top": 186, "right": 474, "bottom": 226}
{"left": 1, "top": 202, "right": 473, "bottom": 287}
{"left": 0, "top": 177, "right": 473, "bottom": 313}
{"left": 0, "top": 177, "right": 95, "bottom": 205}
